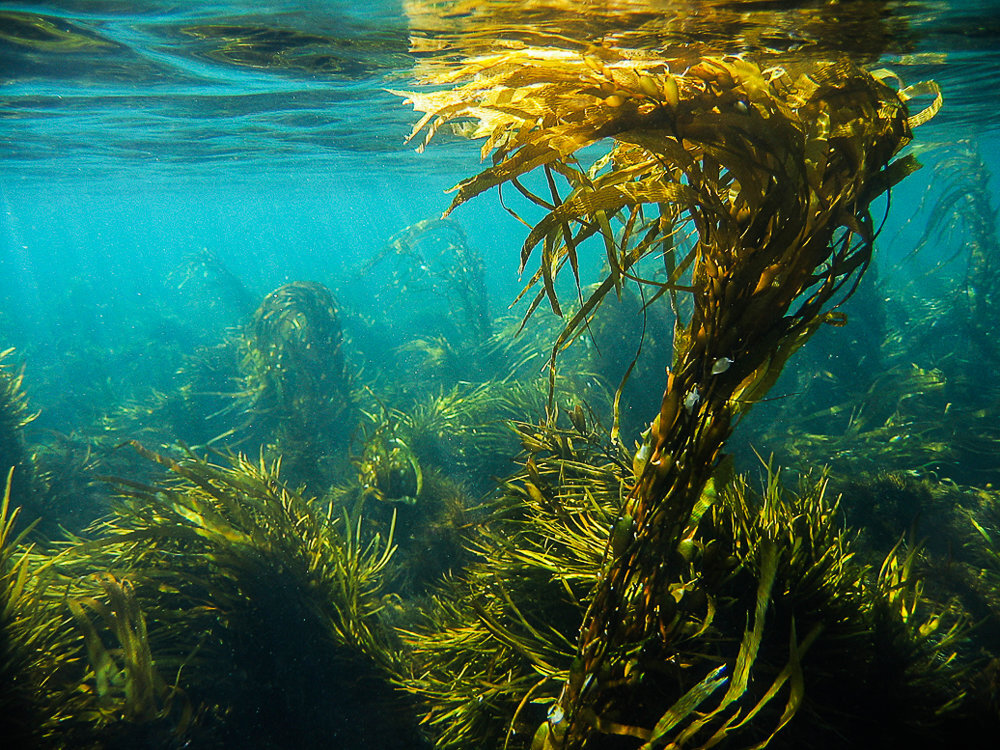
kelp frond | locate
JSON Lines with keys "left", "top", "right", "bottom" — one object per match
{"left": 396, "top": 47, "right": 938, "bottom": 747}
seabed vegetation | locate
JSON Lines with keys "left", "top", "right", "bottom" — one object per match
{"left": 5, "top": 9, "right": 1000, "bottom": 750}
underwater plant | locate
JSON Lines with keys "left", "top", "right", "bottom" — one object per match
{"left": 395, "top": 420, "right": 620, "bottom": 749}
{"left": 240, "top": 280, "right": 355, "bottom": 489}
{"left": 747, "top": 138, "right": 1000, "bottom": 486}
{"left": 168, "top": 246, "right": 257, "bottom": 331}
{"left": 398, "top": 418, "right": 974, "bottom": 749}
{"left": 396, "top": 47, "right": 940, "bottom": 746}
{"left": 362, "top": 217, "right": 492, "bottom": 347}
{"left": 84, "top": 442, "right": 424, "bottom": 747}
{"left": 0, "top": 469, "right": 113, "bottom": 748}
{"left": 906, "top": 140, "right": 1000, "bottom": 356}
{"left": 0, "top": 347, "right": 50, "bottom": 534}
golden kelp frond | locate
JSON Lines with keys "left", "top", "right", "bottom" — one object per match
{"left": 398, "top": 45, "right": 938, "bottom": 748}
{"left": 395, "top": 50, "right": 933, "bottom": 402}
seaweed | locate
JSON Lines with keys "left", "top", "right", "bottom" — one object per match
{"left": 363, "top": 218, "right": 492, "bottom": 346}
{"left": 168, "top": 247, "right": 257, "bottom": 330}
{"left": 239, "top": 281, "right": 355, "bottom": 489}
{"left": 397, "top": 418, "right": 973, "bottom": 749}
{"left": 396, "top": 47, "right": 939, "bottom": 746}
{"left": 750, "top": 139, "right": 1000, "bottom": 486}
{"left": 0, "top": 347, "right": 41, "bottom": 516}
{"left": 0, "top": 470, "right": 94, "bottom": 747}
{"left": 80, "top": 442, "right": 425, "bottom": 747}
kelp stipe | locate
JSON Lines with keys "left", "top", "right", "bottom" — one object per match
{"left": 397, "top": 48, "right": 940, "bottom": 747}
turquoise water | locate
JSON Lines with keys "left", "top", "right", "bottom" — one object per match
{"left": 1, "top": 1, "right": 996, "bottom": 436}
{"left": 1, "top": 1, "right": 998, "bottom": 340}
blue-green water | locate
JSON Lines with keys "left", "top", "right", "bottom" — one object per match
{"left": 1, "top": 0, "right": 997, "bottom": 438}
{"left": 0, "top": 3, "right": 997, "bottom": 329}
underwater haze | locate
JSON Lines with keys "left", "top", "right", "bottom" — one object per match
{"left": 3, "top": 1, "right": 1000, "bottom": 749}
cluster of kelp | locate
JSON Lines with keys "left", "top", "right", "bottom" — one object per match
{"left": 4, "top": 33, "right": 1000, "bottom": 750}
{"left": 750, "top": 138, "right": 1000, "bottom": 480}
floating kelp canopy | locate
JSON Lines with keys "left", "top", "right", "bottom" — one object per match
{"left": 402, "top": 0, "right": 912, "bottom": 64}
{"left": 395, "top": 41, "right": 940, "bottom": 749}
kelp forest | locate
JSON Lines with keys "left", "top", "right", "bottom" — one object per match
{"left": 4, "top": 5, "right": 1000, "bottom": 750}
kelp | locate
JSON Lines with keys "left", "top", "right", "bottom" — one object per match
{"left": 243, "top": 281, "right": 349, "bottom": 420}
{"left": 99, "top": 442, "right": 396, "bottom": 655}
{"left": 169, "top": 246, "right": 256, "bottom": 328}
{"left": 179, "top": 21, "right": 406, "bottom": 78}
{"left": 396, "top": 46, "right": 938, "bottom": 746}
{"left": 395, "top": 421, "right": 624, "bottom": 750}
{"left": 0, "top": 10, "right": 112, "bottom": 52}
{"left": 64, "top": 570, "right": 193, "bottom": 743}
{"left": 0, "top": 470, "right": 94, "bottom": 747}
{"left": 240, "top": 280, "right": 355, "bottom": 488}
{"left": 759, "top": 139, "right": 1000, "bottom": 484}
{"left": 354, "top": 415, "right": 425, "bottom": 507}
{"left": 0, "top": 347, "right": 55, "bottom": 535}
{"left": 363, "top": 217, "right": 492, "bottom": 347}
{"left": 78, "top": 442, "right": 424, "bottom": 746}
{"left": 399, "top": 420, "right": 970, "bottom": 749}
